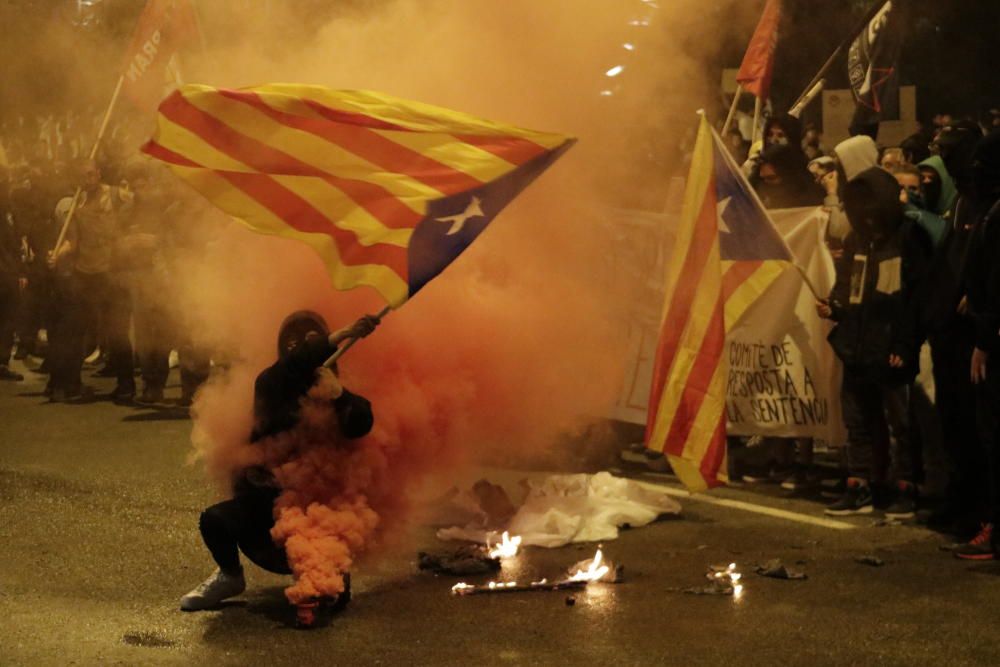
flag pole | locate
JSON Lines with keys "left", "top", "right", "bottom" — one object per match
{"left": 751, "top": 95, "right": 763, "bottom": 144}
{"left": 323, "top": 304, "right": 393, "bottom": 368}
{"left": 788, "top": 0, "right": 890, "bottom": 113}
{"left": 51, "top": 74, "right": 125, "bottom": 256}
{"left": 789, "top": 78, "right": 826, "bottom": 118}
{"left": 721, "top": 84, "right": 743, "bottom": 138}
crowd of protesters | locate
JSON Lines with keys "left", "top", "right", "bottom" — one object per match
{"left": 726, "top": 105, "right": 1000, "bottom": 559}
{"left": 0, "top": 111, "right": 215, "bottom": 406}
{"left": 6, "top": 103, "right": 1000, "bottom": 561}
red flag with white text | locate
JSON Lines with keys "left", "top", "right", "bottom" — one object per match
{"left": 121, "top": 0, "right": 199, "bottom": 112}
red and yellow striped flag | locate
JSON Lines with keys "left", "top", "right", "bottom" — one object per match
{"left": 142, "top": 84, "right": 574, "bottom": 306}
{"left": 645, "top": 114, "right": 792, "bottom": 491}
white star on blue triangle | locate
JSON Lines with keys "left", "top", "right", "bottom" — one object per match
{"left": 713, "top": 144, "right": 792, "bottom": 262}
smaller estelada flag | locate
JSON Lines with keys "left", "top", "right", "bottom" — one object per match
{"left": 848, "top": 0, "right": 903, "bottom": 129}
{"left": 121, "top": 0, "right": 199, "bottom": 112}
{"left": 644, "top": 114, "right": 793, "bottom": 492}
{"left": 735, "top": 0, "right": 782, "bottom": 100}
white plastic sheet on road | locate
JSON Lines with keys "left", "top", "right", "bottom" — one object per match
{"left": 436, "top": 472, "right": 682, "bottom": 548}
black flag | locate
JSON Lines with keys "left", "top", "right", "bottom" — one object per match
{"left": 847, "top": 0, "right": 903, "bottom": 136}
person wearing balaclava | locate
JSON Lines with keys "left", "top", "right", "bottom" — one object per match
{"left": 918, "top": 122, "right": 988, "bottom": 542}
{"left": 817, "top": 167, "right": 932, "bottom": 519}
{"left": 743, "top": 113, "right": 806, "bottom": 183}
{"left": 755, "top": 143, "right": 826, "bottom": 209}
{"left": 953, "top": 130, "right": 1000, "bottom": 560}
{"left": 179, "top": 311, "right": 380, "bottom": 614}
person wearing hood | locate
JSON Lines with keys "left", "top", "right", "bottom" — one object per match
{"left": 892, "top": 161, "right": 952, "bottom": 247}
{"left": 179, "top": 311, "right": 380, "bottom": 615}
{"left": 918, "top": 156, "right": 959, "bottom": 215}
{"left": 818, "top": 167, "right": 933, "bottom": 518}
{"left": 755, "top": 143, "right": 826, "bottom": 209}
{"left": 953, "top": 130, "right": 1000, "bottom": 559}
{"left": 919, "top": 123, "right": 988, "bottom": 542}
{"left": 822, "top": 135, "right": 880, "bottom": 245}
{"left": 743, "top": 113, "right": 806, "bottom": 182}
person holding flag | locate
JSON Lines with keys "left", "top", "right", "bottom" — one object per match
{"left": 180, "top": 312, "right": 379, "bottom": 614}
{"left": 144, "top": 84, "right": 573, "bottom": 623}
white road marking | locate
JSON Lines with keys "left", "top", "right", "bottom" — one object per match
{"left": 637, "top": 475, "right": 857, "bottom": 531}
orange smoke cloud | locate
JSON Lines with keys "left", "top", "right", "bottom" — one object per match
{"left": 178, "top": 0, "right": 750, "bottom": 604}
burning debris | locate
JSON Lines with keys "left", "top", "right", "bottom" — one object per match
{"left": 488, "top": 531, "right": 522, "bottom": 559}
{"left": 678, "top": 563, "right": 745, "bottom": 597}
{"left": 450, "top": 548, "right": 615, "bottom": 597}
{"left": 451, "top": 579, "right": 587, "bottom": 596}
{"left": 567, "top": 548, "right": 623, "bottom": 583}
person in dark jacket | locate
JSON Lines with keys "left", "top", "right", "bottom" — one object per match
{"left": 817, "top": 167, "right": 933, "bottom": 518}
{"left": 953, "top": 130, "right": 1000, "bottom": 559}
{"left": 0, "top": 172, "right": 26, "bottom": 381}
{"left": 756, "top": 143, "right": 826, "bottom": 209}
{"left": 918, "top": 124, "right": 988, "bottom": 540}
{"left": 180, "top": 311, "right": 380, "bottom": 611}
{"left": 745, "top": 113, "right": 809, "bottom": 185}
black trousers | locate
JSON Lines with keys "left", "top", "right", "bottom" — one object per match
{"left": 47, "top": 272, "right": 95, "bottom": 392}
{"left": 931, "top": 330, "right": 989, "bottom": 520}
{"left": 133, "top": 295, "right": 171, "bottom": 391}
{"left": 0, "top": 275, "right": 17, "bottom": 365}
{"left": 841, "top": 370, "right": 914, "bottom": 484}
{"left": 975, "top": 364, "right": 1000, "bottom": 538}
{"left": 17, "top": 265, "right": 53, "bottom": 356}
{"left": 104, "top": 280, "right": 134, "bottom": 386}
{"left": 199, "top": 491, "right": 292, "bottom": 575}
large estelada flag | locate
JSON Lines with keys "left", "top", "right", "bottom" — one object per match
{"left": 735, "top": 0, "right": 782, "bottom": 100}
{"left": 122, "top": 0, "right": 199, "bottom": 111}
{"left": 645, "top": 114, "right": 793, "bottom": 491}
{"left": 847, "top": 0, "right": 902, "bottom": 130}
{"left": 142, "top": 84, "right": 573, "bottom": 305}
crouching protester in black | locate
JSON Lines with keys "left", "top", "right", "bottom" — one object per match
{"left": 816, "top": 167, "right": 932, "bottom": 519}
{"left": 180, "top": 311, "right": 379, "bottom": 612}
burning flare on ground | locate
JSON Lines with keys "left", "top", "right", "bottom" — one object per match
{"left": 568, "top": 548, "right": 611, "bottom": 582}
{"left": 709, "top": 562, "right": 743, "bottom": 598}
{"left": 488, "top": 531, "right": 522, "bottom": 559}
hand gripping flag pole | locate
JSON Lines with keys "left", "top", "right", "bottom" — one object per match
{"left": 142, "top": 85, "right": 575, "bottom": 363}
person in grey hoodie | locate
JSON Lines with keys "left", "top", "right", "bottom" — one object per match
{"left": 823, "top": 135, "right": 880, "bottom": 245}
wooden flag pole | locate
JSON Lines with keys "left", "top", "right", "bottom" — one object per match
{"left": 51, "top": 74, "right": 125, "bottom": 256}
{"left": 751, "top": 95, "right": 763, "bottom": 144}
{"left": 323, "top": 304, "right": 393, "bottom": 368}
{"left": 721, "top": 84, "right": 743, "bottom": 138}
{"left": 789, "top": 78, "right": 826, "bottom": 118}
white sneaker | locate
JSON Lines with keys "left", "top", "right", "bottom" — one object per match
{"left": 180, "top": 568, "right": 246, "bottom": 611}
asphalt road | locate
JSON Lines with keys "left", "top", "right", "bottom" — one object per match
{"left": 2, "top": 359, "right": 999, "bottom": 666}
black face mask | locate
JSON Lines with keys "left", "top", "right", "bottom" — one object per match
{"left": 920, "top": 169, "right": 942, "bottom": 212}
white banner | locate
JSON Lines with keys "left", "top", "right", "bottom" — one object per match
{"left": 613, "top": 205, "right": 846, "bottom": 445}
{"left": 724, "top": 207, "right": 845, "bottom": 443}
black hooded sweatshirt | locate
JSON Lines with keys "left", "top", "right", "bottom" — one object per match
{"left": 234, "top": 336, "right": 374, "bottom": 499}
{"left": 962, "top": 131, "right": 1000, "bottom": 352}
{"left": 756, "top": 143, "right": 826, "bottom": 209}
{"left": 827, "top": 167, "right": 933, "bottom": 384}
